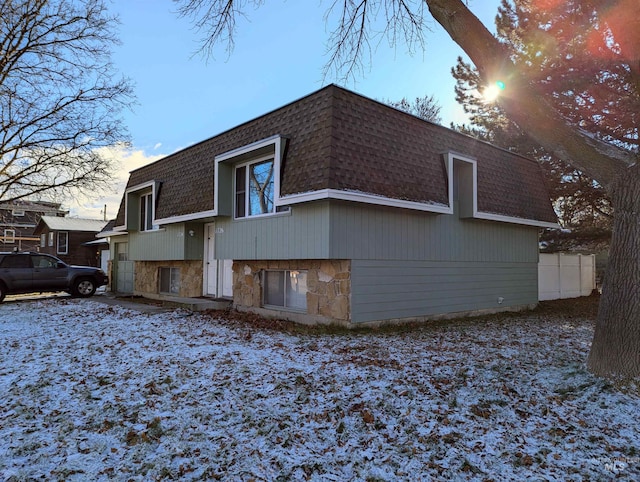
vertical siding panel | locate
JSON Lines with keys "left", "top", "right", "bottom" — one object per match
{"left": 351, "top": 259, "right": 538, "bottom": 323}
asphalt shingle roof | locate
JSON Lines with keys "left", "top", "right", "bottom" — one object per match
{"left": 115, "top": 85, "right": 557, "bottom": 226}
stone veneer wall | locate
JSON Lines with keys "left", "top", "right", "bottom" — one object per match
{"left": 233, "top": 260, "right": 351, "bottom": 322}
{"left": 134, "top": 260, "right": 203, "bottom": 298}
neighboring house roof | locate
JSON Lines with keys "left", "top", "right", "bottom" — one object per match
{"left": 95, "top": 219, "right": 120, "bottom": 239}
{"left": 34, "top": 216, "right": 108, "bottom": 234}
{"left": 0, "top": 200, "right": 68, "bottom": 214}
{"left": 115, "top": 84, "right": 557, "bottom": 226}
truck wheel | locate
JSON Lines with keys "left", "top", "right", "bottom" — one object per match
{"left": 0, "top": 283, "right": 5, "bottom": 302}
{"left": 73, "top": 278, "right": 96, "bottom": 298}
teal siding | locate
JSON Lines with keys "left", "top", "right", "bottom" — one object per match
{"left": 185, "top": 222, "right": 205, "bottom": 260}
{"left": 328, "top": 202, "right": 539, "bottom": 263}
{"left": 214, "top": 202, "right": 331, "bottom": 259}
{"left": 351, "top": 260, "right": 538, "bottom": 323}
{"left": 129, "top": 224, "right": 195, "bottom": 261}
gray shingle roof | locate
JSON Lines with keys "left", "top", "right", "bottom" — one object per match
{"left": 116, "top": 85, "right": 557, "bottom": 225}
{"left": 37, "top": 216, "right": 108, "bottom": 233}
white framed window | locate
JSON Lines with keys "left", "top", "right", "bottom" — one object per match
{"left": 263, "top": 270, "right": 308, "bottom": 311}
{"left": 116, "top": 242, "right": 129, "bottom": 261}
{"left": 234, "top": 156, "right": 275, "bottom": 219}
{"left": 140, "top": 192, "right": 157, "bottom": 231}
{"left": 48, "top": 232, "right": 54, "bottom": 247}
{"left": 57, "top": 232, "right": 68, "bottom": 254}
{"left": 12, "top": 209, "right": 25, "bottom": 217}
{"left": 159, "top": 267, "right": 180, "bottom": 294}
{"left": 4, "top": 229, "right": 15, "bottom": 244}
{"left": 40, "top": 233, "right": 46, "bottom": 248}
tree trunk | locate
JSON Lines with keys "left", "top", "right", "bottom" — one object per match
{"left": 587, "top": 165, "right": 640, "bottom": 379}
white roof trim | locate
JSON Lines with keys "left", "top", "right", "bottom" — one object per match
{"left": 444, "top": 152, "right": 559, "bottom": 228}
{"left": 474, "top": 212, "right": 559, "bottom": 229}
{"left": 96, "top": 229, "right": 127, "bottom": 238}
{"left": 214, "top": 134, "right": 282, "bottom": 163}
{"left": 155, "top": 210, "right": 217, "bottom": 225}
{"left": 278, "top": 189, "right": 453, "bottom": 214}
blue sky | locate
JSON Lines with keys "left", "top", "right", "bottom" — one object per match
{"left": 73, "top": 0, "right": 502, "bottom": 217}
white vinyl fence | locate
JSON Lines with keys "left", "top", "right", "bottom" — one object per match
{"left": 538, "top": 253, "right": 596, "bottom": 301}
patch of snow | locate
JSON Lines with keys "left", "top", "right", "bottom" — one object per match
{"left": 0, "top": 299, "right": 638, "bottom": 481}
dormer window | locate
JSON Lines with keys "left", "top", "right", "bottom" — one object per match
{"left": 234, "top": 157, "right": 275, "bottom": 219}
{"left": 140, "top": 192, "right": 155, "bottom": 231}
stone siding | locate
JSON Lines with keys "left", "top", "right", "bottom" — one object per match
{"left": 134, "top": 260, "right": 203, "bottom": 298}
{"left": 233, "top": 260, "right": 351, "bottom": 322}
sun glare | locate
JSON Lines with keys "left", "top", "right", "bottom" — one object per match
{"left": 483, "top": 80, "right": 506, "bottom": 102}
{"left": 483, "top": 84, "right": 502, "bottom": 102}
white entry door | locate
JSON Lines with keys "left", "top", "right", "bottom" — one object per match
{"left": 204, "top": 223, "right": 234, "bottom": 298}
{"left": 222, "top": 259, "right": 233, "bottom": 298}
{"left": 205, "top": 223, "right": 217, "bottom": 296}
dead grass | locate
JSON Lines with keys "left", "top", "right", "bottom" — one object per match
{"left": 202, "top": 295, "right": 601, "bottom": 335}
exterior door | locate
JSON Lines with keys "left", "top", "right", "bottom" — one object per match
{"left": 221, "top": 259, "right": 233, "bottom": 298}
{"left": 114, "top": 242, "right": 134, "bottom": 294}
{"left": 204, "top": 224, "right": 234, "bottom": 298}
{"left": 205, "top": 223, "right": 217, "bottom": 296}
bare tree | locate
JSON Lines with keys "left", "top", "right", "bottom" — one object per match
{"left": 174, "top": 0, "right": 640, "bottom": 380}
{"left": 0, "top": 0, "right": 133, "bottom": 203}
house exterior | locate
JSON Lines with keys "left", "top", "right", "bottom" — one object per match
{"left": 109, "top": 85, "right": 557, "bottom": 326}
{"left": 34, "top": 216, "right": 108, "bottom": 267}
{"left": 0, "top": 201, "right": 68, "bottom": 252}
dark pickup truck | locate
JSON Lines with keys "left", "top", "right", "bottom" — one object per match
{"left": 0, "top": 251, "right": 109, "bottom": 302}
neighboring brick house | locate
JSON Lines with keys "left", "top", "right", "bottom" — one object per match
{"left": 34, "top": 216, "right": 107, "bottom": 267}
{"left": 109, "top": 85, "right": 557, "bottom": 326}
{"left": 0, "top": 201, "right": 68, "bottom": 251}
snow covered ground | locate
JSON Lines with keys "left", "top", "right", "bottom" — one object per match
{"left": 0, "top": 297, "right": 638, "bottom": 481}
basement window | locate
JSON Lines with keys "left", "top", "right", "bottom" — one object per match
{"left": 263, "top": 270, "right": 308, "bottom": 311}
{"left": 159, "top": 267, "right": 180, "bottom": 295}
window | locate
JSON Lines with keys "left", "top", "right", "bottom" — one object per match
{"left": 57, "top": 232, "right": 68, "bottom": 254}
{"left": 0, "top": 254, "right": 30, "bottom": 268}
{"left": 48, "top": 232, "right": 54, "bottom": 247}
{"left": 32, "top": 255, "right": 59, "bottom": 269}
{"left": 159, "top": 267, "right": 180, "bottom": 294}
{"left": 40, "top": 233, "right": 46, "bottom": 248}
{"left": 117, "top": 243, "right": 129, "bottom": 261}
{"left": 235, "top": 158, "right": 275, "bottom": 218}
{"left": 140, "top": 192, "right": 156, "bottom": 231}
{"left": 12, "top": 209, "right": 24, "bottom": 217}
{"left": 263, "top": 270, "right": 308, "bottom": 311}
{"left": 4, "top": 229, "right": 15, "bottom": 244}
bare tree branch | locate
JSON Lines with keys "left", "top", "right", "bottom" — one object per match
{"left": 0, "top": 0, "right": 133, "bottom": 204}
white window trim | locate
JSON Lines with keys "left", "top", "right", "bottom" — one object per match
{"left": 234, "top": 154, "right": 276, "bottom": 219}
{"left": 120, "top": 180, "right": 160, "bottom": 232}
{"left": 262, "top": 269, "right": 308, "bottom": 312}
{"left": 139, "top": 191, "right": 157, "bottom": 232}
{"left": 214, "top": 135, "right": 284, "bottom": 220}
{"left": 4, "top": 229, "right": 15, "bottom": 243}
{"left": 40, "top": 233, "right": 46, "bottom": 248}
{"left": 57, "top": 231, "right": 68, "bottom": 255}
{"left": 12, "top": 209, "right": 25, "bottom": 217}
{"left": 442, "top": 151, "right": 559, "bottom": 228}
{"left": 48, "top": 232, "right": 54, "bottom": 247}
{"left": 159, "top": 267, "right": 180, "bottom": 295}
